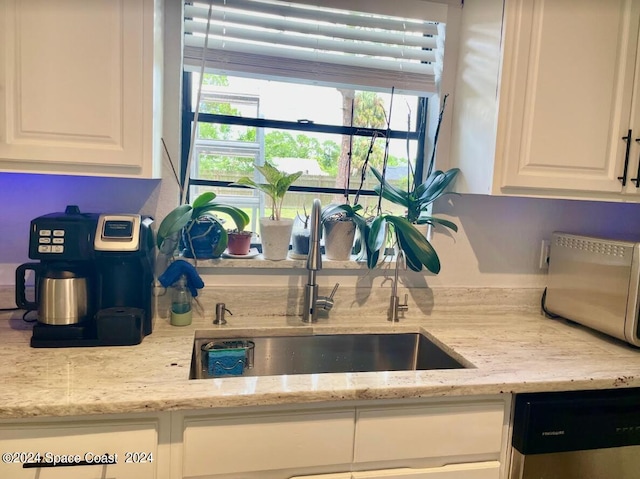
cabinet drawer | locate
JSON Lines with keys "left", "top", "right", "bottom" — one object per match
{"left": 352, "top": 461, "right": 500, "bottom": 478}
{"left": 290, "top": 474, "right": 352, "bottom": 479}
{"left": 0, "top": 419, "right": 158, "bottom": 479}
{"left": 182, "top": 410, "right": 355, "bottom": 477}
{"left": 354, "top": 402, "right": 505, "bottom": 463}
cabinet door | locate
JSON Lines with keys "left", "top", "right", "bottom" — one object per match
{"left": 0, "top": 419, "right": 159, "bottom": 479}
{"left": 351, "top": 461, "right": 500, "bottom": 478}
{"left": 497, "top": 0, "right": 640, "bottom": 194}
{"left": 0, "top": 0, "right": 161, "bottom": 178}
{"left": 181, "top": 410, "right": 355, "bottom": 477}
{"left": 354, "top": 402, "right": 504, "bottom": 464}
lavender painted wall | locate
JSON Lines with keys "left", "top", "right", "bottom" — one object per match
{"left": 430, "top": 194, "right": 640, "bottom": 287}
{"left": 0, "top": 172, "right": 160, "bottom": 276}
{"left": 2, "top": 171, "right": 640, "bottom": 291}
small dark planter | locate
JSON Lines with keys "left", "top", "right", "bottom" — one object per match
{"left": 180, "top": 217, "right": 224, "bottom": 259}
{"left": 291, "top": 229, "right": 310, "bottom": 256}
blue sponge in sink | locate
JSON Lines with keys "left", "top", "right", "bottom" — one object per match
{"left": 206, "top": 348, "right": 246, "bottom": 377}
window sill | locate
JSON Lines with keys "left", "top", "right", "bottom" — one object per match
{"left": 183, "top": 254, "right": 391, "bottom": 271}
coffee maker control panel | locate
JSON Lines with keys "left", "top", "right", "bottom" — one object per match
{"left": 36, "top": 228, "right": 67, "bottom": 254}
{"left": 94, "top": 215, "right": 142, "bottom": 252}
{"left": 28, "top": 205, "right": 99, "bottom": 261}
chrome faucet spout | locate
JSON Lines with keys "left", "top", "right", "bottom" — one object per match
{"left": 388, "top": 250, "right": 409, "bottom": 322}
{"left": 307, "top": 199, "right": 322, "bottom": 272}
{"left": 302, "top": 199, "right": 338, "bottom": 323}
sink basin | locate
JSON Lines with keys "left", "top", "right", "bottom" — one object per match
{"left": 190, "top": 332, "right": 469, "bottom": 379}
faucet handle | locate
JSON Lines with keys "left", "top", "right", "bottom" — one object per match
{"left": 318, "top": 283, "right": 339, "bottom": 312}
{"left": 328, "top": 283, "right": 340, "bottom": 300}
{"left": 399, "top": 293, "right": 409, "bottom": 313}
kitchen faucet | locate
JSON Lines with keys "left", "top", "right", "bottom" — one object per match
{"left": 388, "top": 250, "right": 409, "bottom": 322}
{"left": 302, "top": 199, "right": 339, "bottom": 323}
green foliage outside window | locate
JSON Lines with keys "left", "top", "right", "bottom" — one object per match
{"left": 195, "top": 74, "right": 404, "bottom": 178}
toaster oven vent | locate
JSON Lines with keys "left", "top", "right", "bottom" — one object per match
{"left": 555, "top": 236, "right": 626, "bottom": 257}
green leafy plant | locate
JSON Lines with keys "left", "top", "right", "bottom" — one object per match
{"left": 368, "top": 95, "right": 460, "bottom": 273}
{"left": 156, "top": 192, "right": 250, "bottom": 257}
{"left": 370, "top": 166, "right": 459, "bottom": 228}
{"left": 234, "top": 162, "right": 303, "bottom": 220}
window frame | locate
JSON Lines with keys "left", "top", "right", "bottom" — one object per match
{"left": 180, "top": 71, "right": 430, "bottom": 202}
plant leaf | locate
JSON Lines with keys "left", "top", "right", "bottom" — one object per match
{"left": 386, "top": 215, "right": 440, "bottom": 273}
{"left": 191, "top": 192, "right": 216, "bottom": 209}
{"left": 195, "top": 203, "right": 251, "bottom": 232}
{"left": 418, "top": 168, "right": 459, "bottom": 205}
{"left": 321, "top": 203, "right": 355, "bottom": 222}
{"left": 371, "top": 167, "right": 410, "bottom": 208}
{"left": 212, "top": 226, "right": 228, "bottom": 257}
{"left": 416, "top": 216, "right": 458, "bottom": 232}
{"left": 367, "top": 248, "right": 380, "bottom": 269}
{"left": 156, "top": 205, "right": 193, "bottom": 248}
{"left": 367, "top": 216, "right": 387, "bottom": 252}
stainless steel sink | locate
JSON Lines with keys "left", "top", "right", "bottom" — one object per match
{"left": 190, "top": 332, "right": 469, "bottom": 379}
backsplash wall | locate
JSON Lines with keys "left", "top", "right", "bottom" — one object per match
{"left": 0, "top": 172, "right": 163, "bottom": 286}
{"left": 1, "top": 171, "right": 640, "bottom": 292}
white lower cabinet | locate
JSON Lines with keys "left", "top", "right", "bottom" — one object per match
{"left": 353, "top": 402, "right": 505, "bottom": 464}
{"left": 174, "top": 396, "right": 511, "bottom": 479}
{"left": 178, "top": 409, "right": 355, "bottom": 478}
{"left": 0, "top": 413, "right": 170, "bottom": 479}
{"left": 290, "top": 462, "right": 500, "bottom": 479}
{"left": 351, "top": 462, "right": 501, "bottom": 479}
{"left": 0, "top": 396, "right": 510, "bottom": 479}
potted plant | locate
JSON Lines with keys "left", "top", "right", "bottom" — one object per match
{"left": 321, "top": 204, "right": 360, "bottom": 261}
{"left": 234, "top": 161, "right": 302, "bottom": 260}
{"left": 368, "top": 95, "right": 459, "bottom": 273}
{"left": 290, "top": 207, "right": 311, "bottom": 258}
{"left": 156, "top": 192, "right": 250, "bottom": 260}
{"left": 226, "top": 228, "right": 253, "bottom": 256}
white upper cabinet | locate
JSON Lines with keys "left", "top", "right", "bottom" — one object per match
{"left": 0, "top": 0, "right": 163, "bottom": 178}
{"left": 449, "top": 0, "right": 640, "bottom": 201}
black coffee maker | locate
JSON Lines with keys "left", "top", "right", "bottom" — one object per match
{"left": 93, "top": 213, "right": 155, "bottom": 343}
{"left": 16, "top": 205, "right": 155, "bottom": 348}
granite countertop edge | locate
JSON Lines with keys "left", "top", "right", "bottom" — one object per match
{"left": 2, "top": 304, "right": 640, "bottom": 420}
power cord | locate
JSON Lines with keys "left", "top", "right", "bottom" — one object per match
{"left": 0, "top": 306, "right": 37, "bottom": 322}
{"left": 540, "top": 287, "right": 562, "bottom": 319}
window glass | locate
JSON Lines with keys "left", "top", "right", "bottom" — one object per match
{"left": 187, "top": 73, "right": 424, "bottom": 232}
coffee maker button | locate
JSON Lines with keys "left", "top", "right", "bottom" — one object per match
{"left": 38, "top": 245, "right": 52, "bottom": 253}
{"left": 52, "top": 238, "right": 64, "bottom": 244}
{"left": 39, "top": 237, "right": 51, "bottom": 244}
{"left": 53, "top": 230, "right": 65, "bottom": 237}
{"left": 39, "top": 229, "right": 51, "bottom": 236}
{"left": 52, "top": 245, "right": 64, "bottom": 253}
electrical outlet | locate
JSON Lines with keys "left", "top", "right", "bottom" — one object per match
{"left": 539, "top": 239, "right": 550, "bottom": 270}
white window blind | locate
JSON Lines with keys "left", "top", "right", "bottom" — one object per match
{"left": 183, "top": 0, "right": 448, "bottom": 95}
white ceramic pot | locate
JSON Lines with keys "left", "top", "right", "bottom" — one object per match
{"left": 323, "top": 219, "right": 356, "bottom": 261}
{"left": 259, "top": 218, "right": 294, "bottom": 260}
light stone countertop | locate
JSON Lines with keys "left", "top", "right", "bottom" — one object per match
{"left": 1, "top": 287, "right": 640, "bottom": 419}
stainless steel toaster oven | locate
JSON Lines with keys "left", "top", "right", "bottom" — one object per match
{"left": 544, "top": 232, "right": 640, "bottom": 347}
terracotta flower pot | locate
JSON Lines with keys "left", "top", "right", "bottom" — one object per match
{"left": 227, "top": 231, "right": 252, "bottom": 255}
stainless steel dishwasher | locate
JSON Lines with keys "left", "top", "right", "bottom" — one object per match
{"left": 510, "top": 388, "right": 640, "bottom": 479}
